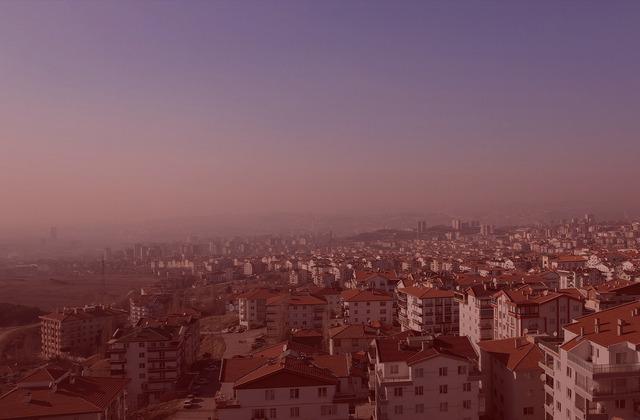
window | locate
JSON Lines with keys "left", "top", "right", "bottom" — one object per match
{"left": 566, "top": 367, "right": 572, "bottom": 378}
{"left": 439, "top": 385, "right": 448, "bottom": 394}
{"left": 414, "top": 386, "right": 423, "bottom": 396}
{"left": 458, "top": 365, "right": 467, "bottom": 375}
{"left": 318, "top": 387, "right": 327, "bottom": 398}
{"left": 290, "top": 388, "right": 299, "bottom": 399}
{"left": 463, "top": 382, "right": 471, "bottom": 392}
{"left": 321, "top": 405, "right": 336, "bottom": 416}
{"left": 615, "top": 353, "right": 628, "bottom": 364}
{"left": 615, "top": 399, "right": 626, "bottom": 409}
{"left": 139, "top": 352, "right": 145, "bottom": 358}
{"left": 290, "top": 407, "right": 300, "bottom": 417}
{"left": 394, "top": 405, "right": 403, "bottom": 415}
{"left": 439, "top": 402, "right": 448, "bottom": 412}
{"left": 252, "top": 409, "right": 265, "bottom": 418}
{"left": 439, "top": 367, "right": 448, "bottom": 376}
{"left": 567, "top": 388, "right": 572, "bottom": 399}
{"left": 414, "top": 368, "right": 424, "bottom": 378}
{"left": 138, "top": 363, "right": 145, "bottom": 368}
{"left": 415, "top": 404, "right": 424, "bottom": 413}
{"left": 139, "top": 342, "right": 145, "bottom": 348}
{"left": 265, "top": 389, "right": 275, "bottom": 400}
{"left": 390, "top": 364, "right": 399, "bottom": 374}
{"left": 463, "top": 400, "right": 471, "bottom": 409}
{"left": 523, "top": 407, "right": 534, "bottom": 415}
{"left": 394, "top": 387, "right": 403, "bottom": 397}
{"left": 269, "top": 408, "right": 277, "bottom": 418}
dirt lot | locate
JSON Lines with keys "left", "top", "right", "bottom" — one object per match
{"left": 0, "top": 273, "right": 156, "bottom": 310}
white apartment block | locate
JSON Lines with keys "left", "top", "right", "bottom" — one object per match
{"left": 40, "top": 305, "right": 128, "bottom": 359}
{"left": 216, "top": 355, "right": 350, "bottom": 420}
{"left": 341, "top": 289, "right": 393, "bottom": 325}
{"left": 371, "top": 335, "right": 481, "bottom": 420}
{"left": 492, "top": 288, "right": 583, "bottom": 340}
{"left": 265, "top": 293, "right": 328, "bottom": 341}
{"left": 129, "top": 293, "right": 173, "bottom": 326}
{"left": 236, "top": 289, "right": 281, "bottom": 329}
{"left": 397, "top": 286, "right": 459, "bottom": 335}
{"left": 107, "top": 326, "right": 187, "bottom": 410}
{"left": 478, "top": 336, "right": 545, "bottom": 420}
{"left": 539, "top": 301, "right": 640, "bottom": 420}
{"left": 455, "top": 284, "right": 496, "bottom": 350}
{"left": 349, "top": 271, "right": 398, "bottom": 293}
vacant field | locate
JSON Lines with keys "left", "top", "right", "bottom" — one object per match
{"left": 0, "top": 324, "right": 40, "bottom": 363}
{"left": 199, "top": 313, "right": 238, "bottom": 333}
{"left": 0, "top": 273, "right": 156, "bottom": 310}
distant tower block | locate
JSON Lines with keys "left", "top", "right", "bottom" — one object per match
{"left": 50, "top": 226, "right": 58, "bottom": 241}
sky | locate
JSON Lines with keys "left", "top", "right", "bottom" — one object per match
{"left": 1, "top": 1, "right": 640, "bottom": 232}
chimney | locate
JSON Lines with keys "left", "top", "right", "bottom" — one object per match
{"left": 617, "top": 319, "right": 624, "bottom": 336}
{"left": 594, "top": 318, "right": 600, "bottom": 334}
{"left": 22, "top": 392, "right": 32, "bottom": 404}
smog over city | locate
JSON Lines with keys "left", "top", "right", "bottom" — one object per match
{"left": 1, "top": 2, "right": 640, "bottom": 420}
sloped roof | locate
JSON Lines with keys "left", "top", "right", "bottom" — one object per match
{"left": 478, "top": 337, "right": 543, "bottom": 372}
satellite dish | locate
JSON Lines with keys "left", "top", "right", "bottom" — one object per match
{"left": 553, "top": 331, "right": 558, "bottom": 337}
{"left": 523, "top": 328, "right": 529, "bottom": 335}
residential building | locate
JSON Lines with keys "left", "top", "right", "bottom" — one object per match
{"left": 370, "top": 335, "right": 481, "bottom": 420}
{"left": 456, "top": 284, "right": 497, "bottom": 349}
{"left": 341, "top": 289, "right": 393, "bottom": 325}
{"left": 478, "top": 337, "right": 544, "bottom": 420}
{"left": 265, "top": 293, "right": 328, "bottom": 341}
{"left": 216, "top": 354, "right": 351, "bottom": 420}
{"left": 492, "top": 288, "right": 583, "bottom": 339}
{"left": 40, "top": 305, "right": 128, "bottom": 359}
{"left": 348, "top": 271, "right": 398, "bottom": 293}
{"left": 107, "top": 325, "right": 190, "bottom": 410}
{"left": 0, "top": 365, "right": 128, "bottom": 420}
{"left": 397, "top": 286, "right": 459, "bottom": 335}
{"left": 538, "top": 301, "right": 640, "bottom": 420}
{"left": 236, "top": 289, "right": 281, "bottom": 329}
{"left": 329, "top": 324, "right": 383, "bottom": 355}
{"left": 129, "top": 293, "right": 173, "bottom": 326}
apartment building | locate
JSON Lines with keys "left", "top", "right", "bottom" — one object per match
{"left": 478, "top": 337, "right": 545, "bottom": 420}
{"left": 370, "top": 335, "right": 481, "bottom": 420}
{"left": 265, "top": 293, "right": 328, "bottom": 341}
{"left": 216, "top": 354, "right": 350, "bottom": 420}
{"left": 236, "top": 288, "right": 281, "bottom": 329}
{"left": 397, "top": 286, "right": 459, "bottom": 335}
{"left": 341, "top": 289, "right": 393, "bottom": 325}
{"left": 584, "top": 279, "right": 640, "bottom": 311}
{"left": 0, "top": 366, "right": 128, "bottom": 420}
{"left": 40, "top": 305, "right": 128, "bottom": 359}
{"left": 329, "top": 324, "right": 383, "bottom": 355}
{"left": 456, "top": 284, "right": 497, "bottom": 349}
{"left": 492, "top": 288, "right": 583, "bottom": 340}
{"left": 107, "top": 325, "right": 190, "bottom": 410}
{"left": 129, "top": 293, "right": 173, "bottom": 326}
{"left": 348, "top": 271, "right": 398, "bottom": 293}
{"left": 539, "top": 301, "right": 640, "bottom": 420}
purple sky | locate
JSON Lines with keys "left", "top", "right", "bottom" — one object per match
{"left": 1, "top": 1, "right": 640, "bottom": 230}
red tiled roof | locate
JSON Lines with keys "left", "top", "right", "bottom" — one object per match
{"left": 341, "top": 289, "right": 392, "bottom": 302}
{"left": 0, "top": 370, "right": 127, "bottom": 419}
{"left": 398, "top": 286, "right": 454, "bottom": 299}
{"left": 563, "top": 301, "right": 640, "bottom": 348}
{"left": 234, "top": 356, "right": 337, "bottom": 389}
{"left": 478, "top": 337, "right": 543, "bottom": 372}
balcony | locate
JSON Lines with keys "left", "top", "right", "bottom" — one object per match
{"left": 568, "top": 352, "right": 640, "bottom": 377}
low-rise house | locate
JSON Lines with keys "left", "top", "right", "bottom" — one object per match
{"left": 0, "top": 366, "right": 128, "bottom": 420}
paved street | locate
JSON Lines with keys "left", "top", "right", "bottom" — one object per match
{"left": 222, "top": 327, "right": 266, "bottom": 357}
